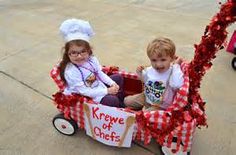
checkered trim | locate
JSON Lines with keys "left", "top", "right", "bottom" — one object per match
{"left": 132, "top": 110, "right": 196, "bottom": 152}
{"left": 166, "top": 62, "right": 189, "bottom": 112}
{"left": 50, "top": 62, "right": 195, "bottom": 152}
{"left": 50, "top": 64, "right": 66, "bottom": 91}
{"left": 113, "top": 70, "right": 139, "bottom": 79}
{"left": 102, "top": 66, "right": 139, "bottom": 79}
{"left": 163, "top": 118, "right": 196, "bottom": 152}
{"left": 54, "top": 93, "right": 95, "bottom": 129}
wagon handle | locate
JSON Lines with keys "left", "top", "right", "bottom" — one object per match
{"left": 118, "top": 116, "right": 135, "bottom": 147}
{"left": 83, "top": 104, "right": 96, "bottom": 139}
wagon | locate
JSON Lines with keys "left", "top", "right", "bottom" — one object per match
{"left": 51, "top": 63, "right": 197, "bottom": 154}
{"left": 49, "top": 1, "right": 236, "bottom": 154}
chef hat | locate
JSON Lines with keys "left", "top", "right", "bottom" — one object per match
{"left": 59, "top": 18, "right": 95, "bottom": 43}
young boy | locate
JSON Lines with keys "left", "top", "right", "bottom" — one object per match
{"left": 124, "top": 37, "right": 184, "bottom": 111}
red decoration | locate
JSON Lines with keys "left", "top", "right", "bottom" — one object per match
{"left": 188, "top": 0, "right": 236, "bottom": 126}
{"left": 53, "top": 92, "right": 92, "bottom": 119}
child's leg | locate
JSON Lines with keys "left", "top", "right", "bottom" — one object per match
{"left": 100, "top": 94, "right": 122, "bottom": 107}
{"left": 109, "top": 74, "right": 125, "bottom": 106}
{"left": 124, "top": 93, "right": 145, "bottom": 110}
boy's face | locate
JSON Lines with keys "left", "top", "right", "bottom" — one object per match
{"left": 149, "top": 53, "right": 174, "bottom": 73}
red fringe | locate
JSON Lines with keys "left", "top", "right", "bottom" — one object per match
{"left": 52, "top": 92, "right": 92, "bottom": 119}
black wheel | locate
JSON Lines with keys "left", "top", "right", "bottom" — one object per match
{"left": 232, "top": 57, "right": 236, "bottom": 70}
{"left": 52, "top": 113, "right": 78, "bottom": 136}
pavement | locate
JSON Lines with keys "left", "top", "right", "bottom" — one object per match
{"left": 0, "top": 0, "right": 235, "bottom": 155}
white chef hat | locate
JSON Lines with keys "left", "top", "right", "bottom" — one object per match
{"left": 59, "top": 18, "right": 95, "bottom": 43}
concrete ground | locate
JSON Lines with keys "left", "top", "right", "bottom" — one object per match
{"left": 0, "top": 0, "right": 235, "bottom": 154}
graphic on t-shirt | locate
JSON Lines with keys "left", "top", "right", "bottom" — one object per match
{"left": 85, "top": 73, "right": 98, "bottom": 87}
{"left": 144, "top": 80, "right": 165, "bottom": 104}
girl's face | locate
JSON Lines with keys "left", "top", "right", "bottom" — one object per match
{"left": 149, "top": 53, "right": 174, "bottom": 73}
{"left": 68, "top": 44, "right": 89, "bottom": 65}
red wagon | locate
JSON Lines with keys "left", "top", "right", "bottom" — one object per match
{"left": 50, "top": 63, "right": 197, "bottom": 154}
{"left": 50, "top": 1, "right": 236, "bottom": 154}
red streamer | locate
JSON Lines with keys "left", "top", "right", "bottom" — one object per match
{"left": 188, "top": 0, "right": 236, "bottom": 126}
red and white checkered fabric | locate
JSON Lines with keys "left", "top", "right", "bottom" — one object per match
{"left": 102, "top": 66, "right": 139, "bottom": 79}
{"left": 50, "top": 64, "right": 66, "bottom": 91}
{"left": 57, "top": 101, "right": 85, "bottom": 129}
{"left": 166, "top": 62, "right": 189, "bottom": 112}
{"left": 132, "top": 110, "right": 196, "bottom": 152}
{"left": 50, "top": 62, "right": 196, "bottom": 152}
{"left": 113, "top": 70, "right": 139, "bottom": 79}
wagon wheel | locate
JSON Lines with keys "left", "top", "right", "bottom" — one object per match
{"left": 160, "top": 137, "right": 190, "bottom": 155}
{"left": 52, "top": 113, "right": 78, "bottom": 136}
{"left": 231, "top": 57, "right": 236, "bottom": 70}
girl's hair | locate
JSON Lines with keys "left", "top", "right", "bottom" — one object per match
{"left": 147, "top": 37, "right": 176, "bottom": 58}
{"left": 59, "top": 40, "right": 93, "bottom": 84}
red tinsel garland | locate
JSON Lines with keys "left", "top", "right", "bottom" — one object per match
{"left": 53, "top": 92, "right": 92, "bottom": 119}
{"left": 188, "top": 0, "right": 236, "bottom": 125}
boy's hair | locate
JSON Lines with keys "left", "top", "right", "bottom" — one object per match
{"left": 147, "top": 37, "right": 176, "bottom": 58}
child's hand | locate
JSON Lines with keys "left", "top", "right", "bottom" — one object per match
{"left": 136, "top": 66, "right": 145, "bottom": 75}
{"left": 107, "top": 84, "right": 119, "bottom": 95}
{"left": 111, "top": 83, "right": 119, "bottom": 91}
{"left": 174, "top": 56, "right": 184, "bottom": 65}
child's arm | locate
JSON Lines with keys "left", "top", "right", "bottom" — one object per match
{"left": 64, "top": 71, "right": 108, "bottom": 98}
{"left": 136, "top": 65, "right": 145, "bottom": 82}
{"left": 78, "top": 84, "right": 108, "bottom": 98}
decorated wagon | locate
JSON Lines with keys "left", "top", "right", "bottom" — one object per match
{"left": 50, "top": 1, "right": 236, "bottom": 154}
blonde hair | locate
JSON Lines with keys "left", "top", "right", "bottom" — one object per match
{"left": 147, "top": 37, "right": 176, "bottom": 58}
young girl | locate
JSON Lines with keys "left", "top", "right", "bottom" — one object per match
{"left": 59, "top": 18, "right": 124, "bottom": 108}
{"left": 124, "top": 37, "right": 184, "bottom": 111}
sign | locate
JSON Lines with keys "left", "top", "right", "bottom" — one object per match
{"left": 83, "top": 103, "right": 135, "bottom": 147}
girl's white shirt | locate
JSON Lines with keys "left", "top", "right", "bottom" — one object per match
{"left": 142, "top": 64, "right": 184, "bottom": 109}
{"left": 63, "top": 56, "right": 115, "bottom": 103}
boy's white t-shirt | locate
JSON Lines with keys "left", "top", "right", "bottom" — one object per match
{"left": 142, "top": 64, "right": 184, "bottom": 109}
{"left": 63, "top": 56, "right": 115, "bottom": 103}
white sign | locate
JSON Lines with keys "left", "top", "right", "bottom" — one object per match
{"left": 83, "top": 103, "right": 136, "bottom": 147}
